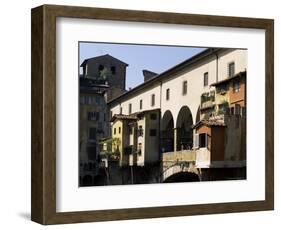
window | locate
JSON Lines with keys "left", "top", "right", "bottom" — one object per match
{"left": 129, "top": 127, "right": 133, "bottom": 135}
{"left": 129, "top": 103, "right": 132, "bottom": 114}
{"left": 85, "top": 96, "right": 95, "bottom": 105}
{"left": 204, "top": 72, "right": 208, "bottom": 86}
{"left": 233, "top": 80, "right": 240, "bottom": 93}
{"left": 150, "top": 129, "right": 157, "bottom": 136}
{"left": 119, "top": 127, "right": 121, "bottom": 134}
{"left": 84, "top": 96, "right": 89, "bottom": 104}
{"left": 111, "top": 66, "right": 116, "bottom": 74}
{"left": 228, "top": 62, "right": 235, "bottom": 77}
{"left": 151, "top": 94, "right": 155, "bottom": 106}
{"left": 119, "top": 107, "right": 122, "bottom": 114}
{"left": 98, "top": 65, "right": 104, "bottom": 71}
{"left": 150, "top": 113, "right": 157, "bottom": 120}
{"left": 166, "top": 88, "right": 170, "bottom": 100}
{"left": 88, "top": 111, "right": 99, "bottom": 121}
{"left": 114, "top": 128, "right": 116, "bottom": 135}
{"left": 96, "top": 96, "right": 101, "bottom": 105}
{"left": 182, "top": 81, "right": 188, "bottom": 95}
{"left": 139, "top": 99, "right": 143, "bottom": 110}
{"left": 199, "top": 133, "right": 207, "bottom": 148}
{"left": 138, "top": 143, "right": 142, "bottom": 155}
{"left": 89, "top": 128, "right": 96, "bottom": 140}
{"left": 138, "top": 126, "right": 143, "bottom": 136}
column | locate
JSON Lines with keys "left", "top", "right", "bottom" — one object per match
{"left": 173, "top": 128, "right": 177, "bottom": 152}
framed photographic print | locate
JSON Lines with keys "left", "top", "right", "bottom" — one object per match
{"left": 31, "top": 4, "right": 274, "bottom": 225}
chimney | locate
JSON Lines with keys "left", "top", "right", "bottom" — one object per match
{"left": 142, "top": 70, "right": 158, "bottom": 82}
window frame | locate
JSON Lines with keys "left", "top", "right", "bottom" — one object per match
{"left": 203, "top": 72, "right": 208, "bottom": 87}
{"left": 228, "top": 62, "right": 235, "bottom": 78}
{"left": 182, "top": 80, "right": 188, "bottom": 95}
{"left": 166, "top": 88, "right": 170, "bottom": 100}
{"left": 151, "top": 94, "right": 155, "bottom": 106}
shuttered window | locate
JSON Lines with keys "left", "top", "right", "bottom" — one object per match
{"left": 228, "top": 62, "right": 235, "bottom": 77}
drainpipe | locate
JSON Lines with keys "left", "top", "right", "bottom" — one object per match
{"left": 214, "top": 49, "right": 219, "bottom": 83}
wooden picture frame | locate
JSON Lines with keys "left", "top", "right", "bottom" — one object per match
{"left": 31, "top": 4, "right": 274, "bottom": 225}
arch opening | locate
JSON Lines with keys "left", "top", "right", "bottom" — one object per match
{"left": 161, "top": 110, "right": 174, "bottom": 153}
{"left": 163, "top": 171, "right": 200, "bottom": 183}
{"left": 176, "top": 106, "right": 194, "bottom": 151}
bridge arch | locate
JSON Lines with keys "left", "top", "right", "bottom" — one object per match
{"left": 161, "top": 110, "right": 174, "bottom": 153}
{"left": 176, "top": 106, "right": 193, "bottom": 151}
{"left": 162, "top": 164, "right": 200, "bottom": 182}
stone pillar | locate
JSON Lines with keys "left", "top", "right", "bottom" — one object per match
{"left": 173, "top": 128, "right": 177, "bottom": 152}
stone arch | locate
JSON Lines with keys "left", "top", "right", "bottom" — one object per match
{"left": 161, "top": 110, "right": 174, "bottom": 153}
{"left": 176, "top": 106, "right": 194, "bottom": 151}
{"left": 163, "top": 171, "right": 200, "bottom": 183}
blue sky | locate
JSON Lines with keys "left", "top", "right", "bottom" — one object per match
{"left": 79, "top": 42, "right": 205, "bottom": 89}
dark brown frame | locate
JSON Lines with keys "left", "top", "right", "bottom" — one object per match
{"left": 31, "top": 4, "right": 274, "bottom": 225}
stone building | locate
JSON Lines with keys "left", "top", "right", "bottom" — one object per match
{"left": 79, "top": 54, "right": 129, "bottom": 186}
{"left": 108, "top": 48, "right": 247, "bottom": 183}
{"left": 80, "top": 54, "right": 128, "bottom": 101}
{"left": 79, "top": 78, "right": 109, "bottom": 186}
{"left": 110, "top": 109, "right": 160, "bottom": 167}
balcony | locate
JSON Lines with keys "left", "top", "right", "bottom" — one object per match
{"left": 200, "top": 91, "right": 215, "bottom": 110}
{"left": 162, "top": 148, "right": 211, "bottom": 168}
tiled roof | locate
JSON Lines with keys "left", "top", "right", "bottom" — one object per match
{"left": 110, "top": 109, "right": 160, "bottom": 122}
{"left": 107, "top": 48, "right": 231, "bottom": 105}
{"left": 110, "top": 114, "right": 138, "bottom": 122}
{"left": 210, "top": 71, "right": 246, "bottom": 87}
{"left": 192, "top": 119, "right": 226, "bottom": 129}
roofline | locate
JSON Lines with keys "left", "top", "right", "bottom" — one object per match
{"left": 107, "top": 48, "right": 231, "bottom": 106}
{"left": 110, "top": 108, "right": 160, "bottom": 122}
{"left": 80, "top": 54, "right": 129, "bottom": 67}
{"left": 192, "top": 120, "right": 226, "bottom": 129}
{"left": 210, "top": 70, "right": 246, "bottom": 87}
